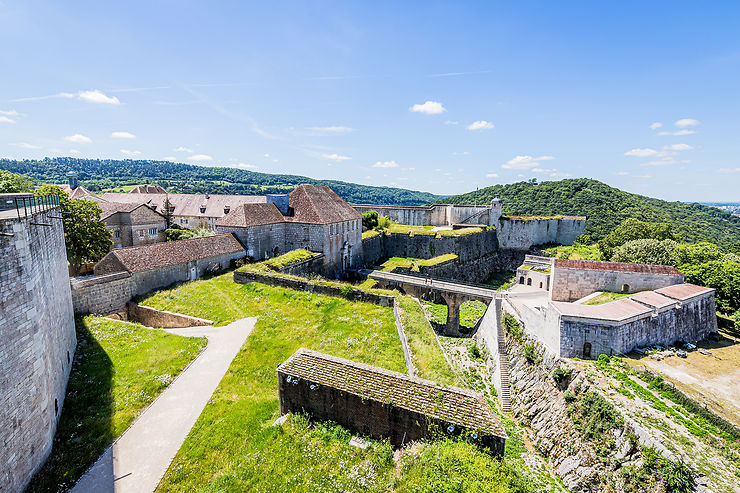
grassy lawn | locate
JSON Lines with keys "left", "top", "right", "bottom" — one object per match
{"left": 423, "top": 300, "right": 489, "bottom": 330}
{"left": 139, "top": 273, "right": 409, "bottom": 491}
{"left": 396, "top": 296, "right": 460, "bottom": 386}
{"left": 487, "top": 270, "right": 516, "bottom": 290}
{"left": 379, "top": 254, "right": 458, "bottom": 273}
{"left": 263, "top": 249, "right": 318, "bottom": 270}
{"left": 543, "top": 243, "right": 602, "bottom": 260}
{"left": 583, "top": 291, "right": 638, "bottom": 305}
{"left": 385, "top": 224, "right": 484, "bottom": 236}
{"left": 27, "top": 316, "right": 206, "bottom": 492}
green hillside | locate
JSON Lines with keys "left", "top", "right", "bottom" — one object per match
{"left": 441, "top": 179, "right": 740, "bottom": 245}
{"left": 0, "top": 157, "right": 441, "bottom": 206}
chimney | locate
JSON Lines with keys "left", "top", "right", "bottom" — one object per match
{"left": 67, "top": 171, "right": 79, "bottom": 190}
{"left": 266, "top": 194, "right": 290, "bottom": 215}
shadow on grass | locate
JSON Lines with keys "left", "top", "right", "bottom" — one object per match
{"left": 25, "top": 317, "right": 114, "bottom": 493}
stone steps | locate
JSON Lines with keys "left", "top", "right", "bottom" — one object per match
{"left": 496, "top": 309, "right": 512, "bottom": 413}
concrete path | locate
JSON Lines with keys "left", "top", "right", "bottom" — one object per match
{"left": 71, "top": 318, "right": 256, "bottom": 493}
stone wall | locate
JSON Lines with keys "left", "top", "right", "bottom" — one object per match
{"left": 124, "top": 303, "right": 212, "bottom": 328}
{"left": 71, "top": 271, "right": 133, "bottom": 315}
{"left": 550, "top": 266, "right": 684, "bottom": 302}
{"left": 280, "top": 253, "right": 325, "bottom": 276}
{"left": 352, "top": 203, "right": 502, "bottom": 227}
{"left": 497, "top": 217, "right": 585, "bottom": 250}
{"left": 0, "top": 207, "right": 76, "bottom": 493}
{"left": 233, "top": 270, "right": 395, "bottom": 307}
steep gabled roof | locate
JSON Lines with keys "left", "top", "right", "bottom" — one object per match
{"left": 553, "top": 259, "right": 683, "bottom": 276}
{"left": 98, "top": 201, "right": 164, "bottom": 221}
{"left": 288, "top": 184, "right": 361, "bottom": 224}
{"left": 100, "top": 193, "right": 265, "bottom": 218}
{"left": 130, "top": 184, "right": 167, "bottom": 194}
{"left": 95, "top": 234, "right": 243, "bottom": 274}
{"left": 216, "top": 203, "right": 285, "bottom": 228}
{"left": 61, "top": 185, "right": 104, "bottom": 201}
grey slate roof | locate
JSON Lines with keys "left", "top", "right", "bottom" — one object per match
{"left": 278, "top": 348, "right": 506, "bottom": 438}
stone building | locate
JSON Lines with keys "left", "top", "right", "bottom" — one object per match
{"left": 101, "top": 190, "right": 265, "bottom": 230}
{"left": 278, "top": 348, "right": 506, "bottom": 454}
{"left": 70, "top": 234, "right": 246, "bottom": 315}
{"left": 352, "top": 199, "right": 503, "bottom": 227}
{"left": 0, "top": 196, "right": 76, "bottom": 492}
{"left": 99, "top": 202, "right": 167, "bottom": 249}
{"left": 215, "top": 184, "right": 363, "bottom": 277}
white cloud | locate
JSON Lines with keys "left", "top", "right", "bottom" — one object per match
{"left": 174, "top": 146, "right": 193, "bottom": 153}
{"left": 664, "top": 143, "right": 694, "bottom": 151}
{"left": 532, "top": 167, "right": 557, "bottom": 173}
{"left": 0, "top": 110, "right": 19, "bottom": 116}
{"left": 64, "top": 133, "right": 92, "bottom": 144}
{"left": 78, "top": 90, "right": 120, "bottom": 105}
{"left": 466, "top": 120, "right": 494, "bottom": 131}
{"left": 614, "top": 171, "right": 630, "bottom": 176}
{"left": 675, "top": 118, "right": 700, "bottom": 128}
{"left": 69, "top": 149, "right": 80, "bottom": 154}
{"left": 409, "top": 101, "right": 446, "bottom": 115}
{"left": 161, "top": 156, "right": 177, "bottom": 162}
{"left": 373, "top": 160, "right": 399, "bottom": 168}
{"left": 187, "top": 154, "right": 213, "bottom": 162}
{"left": 445, "top": 120, "right": 459, "bottom": 125}
{"left": 658, "top": 129, "right": 696, "bottom": 136}
{"left": 111, "top": 131, "right": 136, "bottom": 139}
{"left": 624, "top": 148, "right": 660, "bottom": 157}
{"left": 307, "top": 126, "right": 354, "bottom": 133}
{"left": 633, "top": 174, "right": 652, "bottom": 179}
{"left": 649, "top": 122, "right": 663, "bottom": 130}
{"left": 10, "top": 142, "right": 40, "bottom": 149}
{"left": 120, "top": 149, "right": 141, "bottom": 157}
{"left": 234, "top": 163, "right": 257, "bottom": 169}
{"left": 0, "top": 116, "right": 16, "bottom": 124}
{"left": 718, "top": 167, "right": 740, "bottom": 173}
{"left": 321, "top": 153, "right": 351, "bottom": 161}
{"left": 502, "top": 155, "right": 555, "bottom": 169}
{"left": 486, "top": 173, "right": 499, "bottom": 179}
{"left": 263, "top": 153, "right": 270, "bottom": 158}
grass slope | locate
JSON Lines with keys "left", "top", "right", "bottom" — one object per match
{"left": 0, "top": 157, "right": 441, "bottom": 206}
{"left": 27, "top": 316, "right": 206, "bottom": 492}
{"left": 440, "top": 178, "right": 740, "bottom": 245}
{"left": 140, "top": 273, "right": 407, "bottom": 490}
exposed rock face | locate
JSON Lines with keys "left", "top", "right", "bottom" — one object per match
{"left": 508, "top": 344, "right": 605, "bottom": 492}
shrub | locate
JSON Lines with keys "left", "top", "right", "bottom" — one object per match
{"left": 523, "top": 343, "right": 539, "bottom": 364}
{"left": 569, "top": 390, "right": 623, "bottom": 442}
{"left": 610, "top": 238, "right": 679, "bottom": 265}
{"left": 468, "top": 342, "right": 482, "bottom": 360}
{"left": 564, "top": 390, "right": 576, "bottom": 403}
{"left": 362, "top": 210, "right": 379, "bottom": 230}
{"left": 341, "top": 284, "right": 354, "bottom": 297}
{"left": 502, "top": 313, "right": 523, "bottom": 343}
{"left": 552, "top": 367, "right": 573, "bottom": 385}
{"left": 376, "top": 214, "right": 392, "bottom": 231}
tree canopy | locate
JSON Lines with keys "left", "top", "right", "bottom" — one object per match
{"left": 0, "top": 169, "right": 34, "bottom": 193}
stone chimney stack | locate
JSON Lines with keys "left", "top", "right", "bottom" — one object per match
{"left": 67, "top": 171, "right": 79, "bottom": 190}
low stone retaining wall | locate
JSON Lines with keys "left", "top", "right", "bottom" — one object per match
{"left": 279, "top": 253, "right": 325, "bottom": 276}
{"left": 233, "top": 270, "right": 395, "bottom": 307}
{"left": 124, "top": 303, "right": 212, "bottom": 328}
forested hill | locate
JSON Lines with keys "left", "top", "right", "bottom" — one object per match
{"left": 441, "top": 178, "right": 740, "bottom": 246}
{"left": 0, "top": 157, "right": 442, "bottom": 206}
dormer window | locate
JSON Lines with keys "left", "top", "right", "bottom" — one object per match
{"left": 200, "top": 206, "right": 206, "bottom": 214}
{"left": 224, "top": 206, "right": 231, "bottom": 214}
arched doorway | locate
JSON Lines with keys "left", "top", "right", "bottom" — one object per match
{"left": 622, "top": 284, "right": 630, "bottom": 293}
{"left": 527, "top": 278, "right": 532, "bottom": 286}
{"left": 583, "top": 342, "right": 592, "bottom": 358}
{"left": 519, "top": 276, "right": 525, "bottom": 284}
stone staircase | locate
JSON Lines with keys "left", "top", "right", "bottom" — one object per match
{"left": 496, "top": 306, "right": 512, "bottom": 412}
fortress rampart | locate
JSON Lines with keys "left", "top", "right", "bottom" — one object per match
{"left": 496, "top": 216, "right": 585, "bottom": 250}
{"left": 0, "top": 206, "right": 76, "bottom": 492}
{"left": 352, "top": 202, "right": 503, "bottom": 227}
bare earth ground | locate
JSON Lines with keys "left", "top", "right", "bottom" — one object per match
{"left": 623, "top": 335, "right": 740, "bottom": 429}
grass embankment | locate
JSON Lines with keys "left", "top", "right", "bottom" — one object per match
{"left": 380, "top": 254, "right": 458, "bottom": 273}
{"left": 263, "top": 249, "right": 318, "bottom": 270}
{"left": 544, "top": 243, "right": 602, "bottom": 260}
{"left": 386, "top": 224, "right": 485, "bottom": 236}
{"left": 423, "top": 300, "right": 488, "bottom": 330}
{"left": 142, "top": 274, "right": 534, "bottom": 491}
{"left": 141, "top": 274, "right": 408, "bottom": 490}
{"left": 583, "top": 291, "right": 637, "bottom": 305}
{"left": 487, "top": 270, "right": 516, "bottom": 290}
{"left": 396, "top": 296, "right": 460, "bottom": 386}
{"left": 27, "top": 316, "right": 206, "bottom": 492}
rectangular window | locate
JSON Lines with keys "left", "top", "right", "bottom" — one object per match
{"left": 115, "top": 231, "right": 120, "bottom": 238}
{"left": 149, "top": 228, "right": 158, "bottom": 235}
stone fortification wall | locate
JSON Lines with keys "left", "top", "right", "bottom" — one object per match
{"left": 497, "top": 217, "right": 585, "bottom": 250}
{"left": 233, "top": 270, "right": 395, "bottom": 307}
{"left": 0, "top": 208, "right": 76, "bottom": 492}
{"left": 71, "top": 271, "right": 133, "bottom": 315}
{"left": 550, "top": 267, "right": 684, "bottom": 302}
{"left": 353, "top": 203, "right": 501, "bottom": 227}
{"left": 218, "top": 222, "right": 286, "bottom": 260}
{"left": 504, "top": 297, "right": 562, "bottom": 357}
{"left": 354, "top": 205, "right": 432, "bottom": 226}
{"left": 124, "top": 303, "right": 212, "bottom": 328}
{"left": 559, "top": 293, "right": 718, "bottom": 358}
{"left": 279, "top": 253, "right": 325, "bottom": 276}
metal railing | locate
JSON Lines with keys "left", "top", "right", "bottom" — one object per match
{"left": 0, "top": 194, "right": 61, "bottom": 219}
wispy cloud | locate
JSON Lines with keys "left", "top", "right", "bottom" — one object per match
{"left": 664, "top": 143, "right": 693, "bottom": 151}
{"left": 430, "top": 70, "right": 492, "bottom": 77}
{"left": 108, "top": 86, "right": 170, "bottom": 93}
{"left": 111, "top": 131, "right": 136, "bottom": 139}
{"left": 467, "top": 120, "right": 494, "bottom": 130}
{"left": 306, "top": 126, "right": 354, "bottom": 134}
{"left": 182, "top": 85, "right": 275, "bottom": 139}
{"left": 718, "top": 167, "right": 740, "bottom": 173}
{"left": 649, "top": 122, "right": 663, "bottom": 130}
{"left": 410, "top": 101, "right": 446, "bottom": 115}
{"left": 120, "top": 149, "right": 141, "bottom": 157}
{"left": 322, "top": 153, "right": 351, "bottom": 161}
{"left": 13, "top": 89, "right": 120, "bottom": 105}
{"left": 624, "top": 148, "right": 661, "bottom": 157}
{"left": 486, "top": 172, "right": 499, "bottom": 178}
{"left": 187, "top": 154, "right": 213, "bottom": 162}
{"left": 501, "top": 155, "right": 555, "bottom": 170}
{"left": 0, "top": 110, "right": 18, "bottom": 123}
{"left": 675, "top": 118, "right": 700, "bottom": 128}
{"left": 658, "top": 129, "right": 696, "bottom": 136}
{"left": 373, "top": 160, "right": 399, "bottom": 168}
{"left": 174, "top": 146, "right": 194, "bottom": 153}
{"left": 64, "top": 134, "right": 92, "bottom": 144}
{"left": 234, "top": 163, "right": 257, "bottom": 169}
{"left": 0, "top": 116, "right": 15, "bottom": 124}
{"left": 10, "top": 142, "right": 41, "bottom": 149}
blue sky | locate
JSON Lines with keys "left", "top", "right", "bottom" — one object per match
{"left": 1, "top": 1, "right": 739, "bottom": 201}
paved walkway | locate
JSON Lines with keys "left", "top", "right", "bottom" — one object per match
{"left": 368, "top": 270, "right": 500, "bottom": 300}
{"left": 71, "top": 318, "right": 256, "bottom": 493}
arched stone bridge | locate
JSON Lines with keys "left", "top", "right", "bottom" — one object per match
{"left": 368, "top": 270, "right": 502, "bottom": 336}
